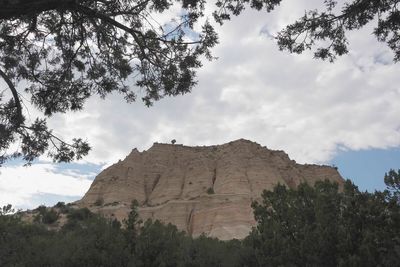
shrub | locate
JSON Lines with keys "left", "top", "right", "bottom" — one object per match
{"left": 41, "top": 209, "right": 59, "bottom": 224}
{"left": 55, "top": 202, "right": 65, "bottom": 208}
{"left": 94, "top": 198, "right": 104, "bottom": 206}
{"left": 55, "top": 202, "right": 71, "bottom": 214}
{"left": 35, "top": 205, "right": 46, "bottom": 213}
{"left": 34, "top": 207, "right": 59, "bottom": 224}
{"left": 67, "top": 208, "right": 92, "bottom": 221}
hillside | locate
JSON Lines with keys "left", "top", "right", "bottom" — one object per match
{"left": 77, "top": 139, "right": 344, "bottom": 240}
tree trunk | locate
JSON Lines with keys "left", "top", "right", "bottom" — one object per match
{"left": 0, "top": 0, "right": 76, "bottom": 19}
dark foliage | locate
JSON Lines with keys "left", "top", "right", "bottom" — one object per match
{"left": 275, "top": 0, "right": 400, "bottom": 62}
{"left": 245, "top": 176, "right": 400, "bottom": 266}
{"left": 1, "top": 171, "right": 399, "bottom": 266}
{"left": 55, "top": 201, "right": 72, "bottom": 214}
{"left": 33, "top": 205, "right": 59, "bottom": 224}
{"left": 384, "top": 169, "right": 400, "bottom": 201}
{"left": 0, "top": 0, "right": 220, "bottom": 165}
{"left": 0, "top": 204, "right": 243, "bottom": 267}
{"left": 33, "top": 206, "right": 59, "bottom": 224}
{"left": 212, "top": 0, "right": 400, "bottom": 62}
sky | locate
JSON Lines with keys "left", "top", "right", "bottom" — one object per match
{"left": 1, "top": 0, "right": 400, "bottom": 209}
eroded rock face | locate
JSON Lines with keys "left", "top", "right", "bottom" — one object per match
{"left": 77, "top": 139, "right": 344, "bottom": 240}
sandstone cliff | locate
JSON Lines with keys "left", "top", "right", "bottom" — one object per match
{"left": 77, "top": 139, "right": 344, "bottom": 240}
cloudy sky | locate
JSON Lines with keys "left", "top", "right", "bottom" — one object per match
{"left": 1, "top": 0, "right": 400, "bottom": 210}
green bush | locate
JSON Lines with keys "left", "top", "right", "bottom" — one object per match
{"left": 34, "top": 207, "right": 59, "bottom": 225}
{"left": 35, "top": 205, "right": 46, "bottom": 213}
{"left": 42, "top": 209, "right": 59, "bottom": 224}
{"left": 55, "top": 202, "right": 65, "bottom": 208}
{"left": 67, "top": 207, "right": 92, "bottom": 221}
{"left": 206, "top": 187, "right": 215, "bottom": 194}
{"left": 55, "top": 201, "right": 71, "bottom": 214}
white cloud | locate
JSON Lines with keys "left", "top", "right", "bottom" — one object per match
{"left": 37, "top": 1, "right": 400, "bottom": 166}
{"left": 0, "top": 163, "right": 93, "bottom": 209}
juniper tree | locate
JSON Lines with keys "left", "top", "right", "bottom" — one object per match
{"left": 0, "top": 0, "right": 219, "bottom": 165}
{"left": 274, "top": 0, "right": 400, "bottom": 62}
{"left": 1, "top": 0, "right": 399, "bottom": 165}
{"left": 213, "top": 0, "right": 400, "bottom": 62}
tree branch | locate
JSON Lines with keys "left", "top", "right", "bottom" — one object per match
{"left": 0, "top": 68, "right": 23, "bottom": 126}
{"left": 74, "top": 4, "right": 201, "bottom": 45}
{"left": 0, "top": 0, "right": 75, "bottom": 19}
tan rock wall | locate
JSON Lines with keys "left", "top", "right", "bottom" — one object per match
{"left": 78, "top": 139, "right": 344, "bottom": 240}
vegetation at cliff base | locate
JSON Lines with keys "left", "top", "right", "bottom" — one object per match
{"left": 1, "top": 170, "right": 399, "bottom": 266}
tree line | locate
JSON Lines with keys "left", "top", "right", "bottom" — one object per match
{"left": 1, "top": 170, "right": 399, "bottom": 267}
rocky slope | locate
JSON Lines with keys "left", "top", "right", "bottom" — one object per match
{"left": 77, "top": 139, "right": 344, "bottom": 240}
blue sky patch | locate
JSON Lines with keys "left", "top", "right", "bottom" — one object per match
{"left": 52, "top": 162, "right": 105, "bottom": 181}
{"left": 330, "top": 147, "right": 400, "bottom": 192}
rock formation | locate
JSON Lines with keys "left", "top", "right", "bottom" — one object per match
{"left": 77, "top": 139, "right": 344, "bottom": 240}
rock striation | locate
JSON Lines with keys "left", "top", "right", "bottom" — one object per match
{"left": 77, "top": 139, "right": 344, "bottom": 240}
